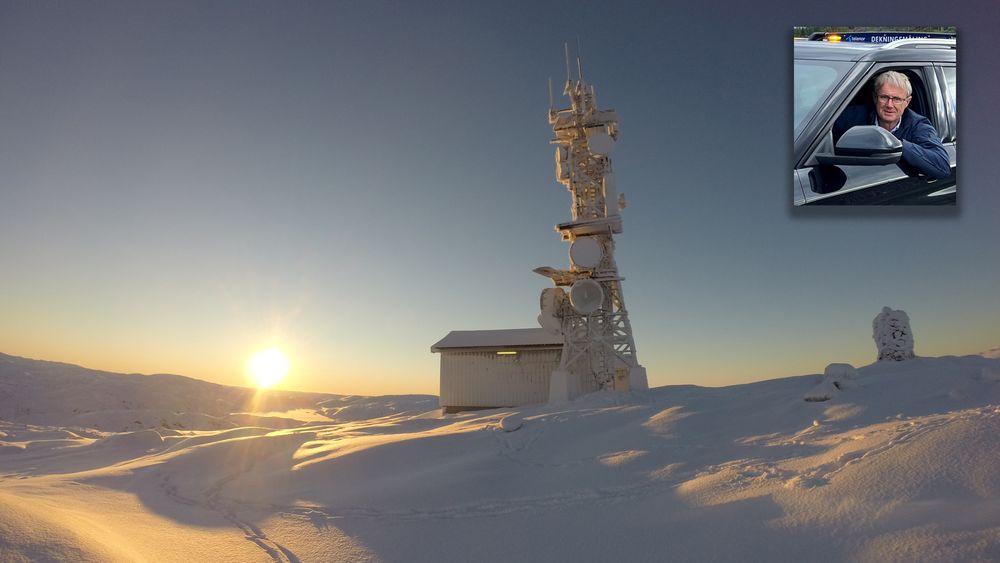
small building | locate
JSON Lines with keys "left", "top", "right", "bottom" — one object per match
{"left": 431, "top": 328, "right": 565, "bottom": 413}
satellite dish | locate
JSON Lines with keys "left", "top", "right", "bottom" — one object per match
{"left": 586, "top": 128, "right": 615, "bottom": 156}
{"left": 538, "top": 287, "right": 566, "bottom": 335}
{"left": 569, "top": 279, "right": 603, "bottom": 314}
{"left": 569, "top": 236, "right": 602, "bottom": 269}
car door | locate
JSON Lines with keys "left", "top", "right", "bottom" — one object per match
{"left": 927, "top": 63, "right": 958, "bottom": 202}
{"left": 796, "top": 63, "right": 956, "bottom": 205}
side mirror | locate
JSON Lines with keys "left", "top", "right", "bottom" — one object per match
{"left": 816, "top": 126, "right": 903, "bottom": 166}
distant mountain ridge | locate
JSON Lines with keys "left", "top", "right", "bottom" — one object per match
{"left": 0, "top": 352, "right": 436, "bottom": 431}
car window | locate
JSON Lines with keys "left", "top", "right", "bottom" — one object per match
{"left": 793, "top": 60, "right": 852, "bottom": 138}
{"left": 942, "top": 66, "right": 957, "bottom": 133}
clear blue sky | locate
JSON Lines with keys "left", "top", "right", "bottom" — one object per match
{"left": 2, "top": 1, "right": 997, "bottom": 395}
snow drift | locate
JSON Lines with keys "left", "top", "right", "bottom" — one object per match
{"left": 2, "top": 351, "right": 1000, "bottom": 562}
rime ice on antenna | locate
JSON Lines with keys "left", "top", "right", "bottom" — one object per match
{"left": 535, "top": 46, "right": 648, "bottom": 396}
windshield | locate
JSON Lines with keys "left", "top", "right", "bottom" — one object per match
{"left": 793, "top": 60, "right": 852, "bottom": 138}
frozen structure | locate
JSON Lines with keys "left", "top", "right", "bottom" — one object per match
{"left": 873, "top": 306, "right": 916, "bottom": 361}
{"left": 535, "top": 48, "right": 648, "bottom": 400}
{"left": 432, "top": 49, "right": 647, "bottom": 412}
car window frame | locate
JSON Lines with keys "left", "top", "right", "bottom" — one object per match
{"left": 934, "top": 64, "right": 957, "bottom": 143}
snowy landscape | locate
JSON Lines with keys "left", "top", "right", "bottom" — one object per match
{"left": 3, "top": 347, "right": 1000, "bottom": 562}
{"left": 4, "top": 2, "right": 1000, "bottom": 561}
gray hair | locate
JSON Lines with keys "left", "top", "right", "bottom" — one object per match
{"left": 874, "top": 71, "right": 912, "bottom": 97}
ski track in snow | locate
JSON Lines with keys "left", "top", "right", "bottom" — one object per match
{"left": 807, "top": 406, "right": 999, "bottom": 486}
{"left": 273, "top": 480, "right": 667, "bottom": 523}
{"left": 492, "top": 416, "right": 560, "bottom": 468}
{"left": 700, "top": 405, "right": 1000, "bottom": 492}
{"left": 160, "top": 469, "right": 301, "bottom": 562}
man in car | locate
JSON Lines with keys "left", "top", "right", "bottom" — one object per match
{"left": 833, "top": 71, "right": 950, "bottom": 179}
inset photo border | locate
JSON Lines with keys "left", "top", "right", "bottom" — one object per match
{"left": 793, "top": 27, "right": 956, "bottom": 206}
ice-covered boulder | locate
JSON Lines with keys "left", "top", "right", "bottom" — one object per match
{"left": 499, "top": 414, "right": 523, "bottom": 432}
{"left": 873, "top": 306, "right": 915, "bottom": 362}
{"left": 824, "top": 363, "right": 857, "bottom": 382}
{"left": 804, "top": 363, "right": 858, "bottom": 402}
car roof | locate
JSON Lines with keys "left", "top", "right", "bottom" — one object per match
{"left": 794, "top": 41, "right": 955, "bottom": 63}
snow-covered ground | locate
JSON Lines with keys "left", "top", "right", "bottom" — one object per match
{"left": 2, "top": 351, "right": 1000, "bottom": 562}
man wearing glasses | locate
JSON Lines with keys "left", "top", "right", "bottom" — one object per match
{"left": 833, "top": 70, "right": 950, "bottom": 179}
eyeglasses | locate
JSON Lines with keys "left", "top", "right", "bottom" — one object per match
{"left": 876, "top": 94, "right": 909, "bottom": 105}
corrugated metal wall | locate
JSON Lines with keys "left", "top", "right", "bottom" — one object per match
{"left": 439, "top": 349, "right": 562, "bottom": 408}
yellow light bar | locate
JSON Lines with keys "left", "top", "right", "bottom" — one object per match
{"left": 496, "top": 351, "right": 518, "bottom": 355}
{"left": 827, "top": 34, "right": 842, "bottom": 42}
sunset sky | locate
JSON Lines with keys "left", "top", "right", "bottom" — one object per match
{"left": 2, "top": 1, "right": 998, "bottom": 395}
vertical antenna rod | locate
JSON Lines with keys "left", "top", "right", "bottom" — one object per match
{"left": 576, "top": 36, "right": 584, "bottom": 82}
{"left": 564, "top": 42, "right": 572, "bottom": 88}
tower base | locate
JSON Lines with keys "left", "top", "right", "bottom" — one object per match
{"left": 629, "top": 365, "right": 649, "bottom": 391}
{"left": 548, "top": 368, "right": 572, "bottom": 404}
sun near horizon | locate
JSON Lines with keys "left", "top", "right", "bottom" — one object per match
{"left": 246, "top": 348, "right": 290, "bottom": 390}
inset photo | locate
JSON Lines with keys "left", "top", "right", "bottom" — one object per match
{"left": 792, "top": 27, "right": 956, "bottom": 206}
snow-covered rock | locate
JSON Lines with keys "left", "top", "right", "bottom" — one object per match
{"left": 873, "top": 306, "right": 916, "bottom": 361}
{"left": 499, "top": 414, "right": 523, "bottom": 432}
{"left": 805, "top": 363, "right": 858, "bottom": 403}
{"left": 804, "top": 363, "right": 858, "bottom": 402}
{"left": 824, "top": 363, "right": 858, "bottom": 382}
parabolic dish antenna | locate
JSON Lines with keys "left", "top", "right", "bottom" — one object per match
{"left": 538, "top": 287, "right": 567, "bottom": 335}
{"left": 569, "top": 279, "right": 604, "bottom": 314}
{"left": 569, "top": 236, "right": 603, "bottom": 269}
{"left": 586, "top": 127, "right": 615, "bottom": 156}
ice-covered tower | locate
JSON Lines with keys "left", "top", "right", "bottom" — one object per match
{"left": 535, "top": 49, "right": 648, "bottom": 398}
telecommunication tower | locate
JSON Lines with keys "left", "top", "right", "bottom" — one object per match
{"left": 536, "top": 47, "right": 648, "bottom": 398}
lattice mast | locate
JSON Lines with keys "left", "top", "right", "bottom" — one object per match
{"left": 535, "top": 47, "right": 647, "bottom": 394}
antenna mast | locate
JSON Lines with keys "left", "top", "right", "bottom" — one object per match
{"left": 535, "top": 47, "right": 648, "bottom": 396}
{"left": 563, "top": 43, "right": 572, "bottom": 91}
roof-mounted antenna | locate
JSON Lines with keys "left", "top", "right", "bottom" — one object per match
{"left": 563, "top": 42, "right": 572, "bottom": 88}
{"left": 576, "top": 35, "right": 585, "bottom": 83}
